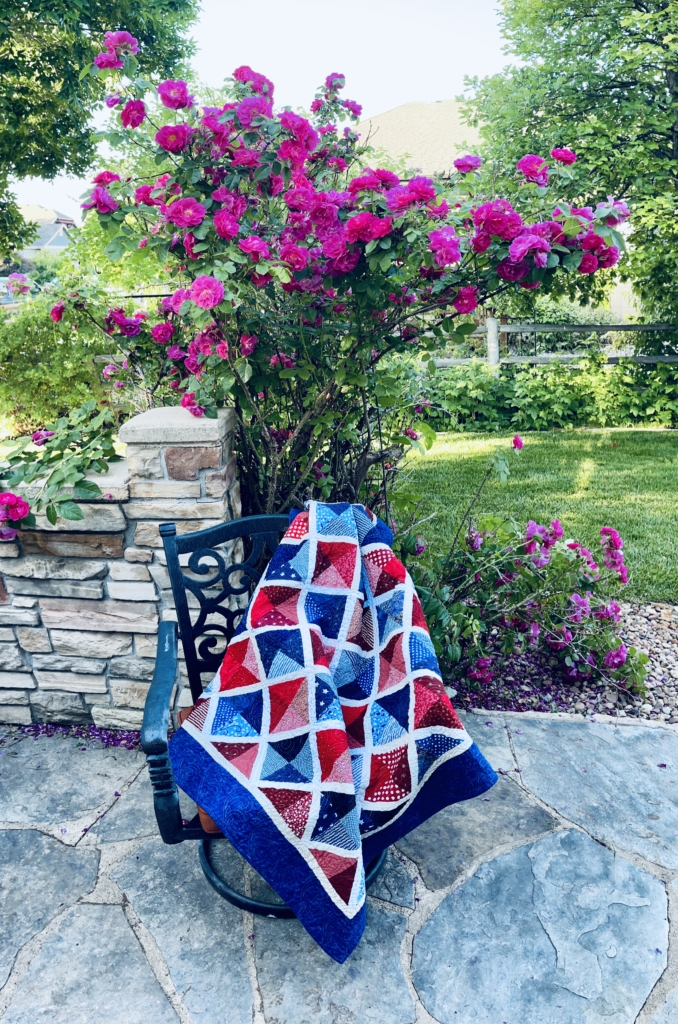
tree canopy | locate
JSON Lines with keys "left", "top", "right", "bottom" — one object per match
{"left": 0, "top": 0, "right": 198, "bottom": 257}
{"left": 464, "top": 0, "right": 678, "bottom": 330}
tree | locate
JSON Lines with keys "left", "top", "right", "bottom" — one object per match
{"left": 464, "top": 0, "right": 678, "bottom": 334}
{"left": 43, "top": 34, "right": 622, "bottom": 514}
{"left": 0, "top": 0, "right": 198, "bottom": 256}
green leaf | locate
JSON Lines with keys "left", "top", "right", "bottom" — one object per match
{"left": 56, "top": 500, "right": 85, "bottom": 521}
{"left": 413, "top": 421, "right": 436, "bottom": 450}
{"left": 72, "top": 480, "right": 102, "bottom": 499}
{"left": 46, "top": 504, "right": 58, "bottom": 526}
{"left": 233, "top": 357, "right": 253, "bottom": 383}
{"left": 79, "top": 63, "right": 93, "bottom": 81}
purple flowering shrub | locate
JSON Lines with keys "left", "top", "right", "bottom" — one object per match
{"left": 36, "top": 28, "right": 630, "bottom": 515}
{"left": 406, "top": 513, "right": 647, "bottom": 694}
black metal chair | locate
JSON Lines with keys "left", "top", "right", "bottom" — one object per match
{"left": 141, "top": 513, "right": 387, "bottom": 917}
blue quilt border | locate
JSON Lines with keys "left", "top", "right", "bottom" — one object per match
{"left": 169, "top": 727, "right": 497, "bottom": 961}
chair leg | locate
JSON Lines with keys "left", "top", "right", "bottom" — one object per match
{"left": 198, "top": 839, "right": 389, "bottom": 919}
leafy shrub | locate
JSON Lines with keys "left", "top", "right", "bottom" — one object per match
{"left": 0, "top": 298, "right": 109, "bottom": 433}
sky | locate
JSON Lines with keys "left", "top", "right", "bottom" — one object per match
{"left": 11, "top": 0, "right": 505, "bottom": 223}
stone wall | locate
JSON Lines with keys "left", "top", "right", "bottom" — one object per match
{"left": 0, "top": 406, "right": 239, "bottom": 728}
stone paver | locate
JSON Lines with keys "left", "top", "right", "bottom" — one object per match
{"left": 0, "top": 728, "right": 142, "bottom": 825}
{"left": 509, "top": 717, "right": 678, "bottom": 869}
{"left": 113, "top": 839, "right": 253, "bottom": 1024}
{"left": 254, "top": 906, "right": 413, "bottom": 1024}
{"left": 2, "top": 715, "right": 677, "bottom": 1024}
{"left": 3, "top": 905, "right": 178, "bottom": 1024}
{"left": 413, "top": 828, "right": 668, "bottom": 1024}
{"left": 0, "top": 830, "right": 98, "bottom": 986}
{"left": 396, "top": 774, "right": 557, "bottom": 889}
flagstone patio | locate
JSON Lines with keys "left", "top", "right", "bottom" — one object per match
{"left": 2, "top": 711, "right": 678, "bottom": 1024}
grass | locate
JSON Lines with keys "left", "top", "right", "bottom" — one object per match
{"left": 402, "top": 428, "right": 678, "bottom": 604}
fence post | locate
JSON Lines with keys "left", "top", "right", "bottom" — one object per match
{"left": 486, "top": 317, "right": 500, "bottom": 368}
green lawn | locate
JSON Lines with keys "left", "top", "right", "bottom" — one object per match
{"left": 403, "top": 429, "right": 678, "bottom": 604}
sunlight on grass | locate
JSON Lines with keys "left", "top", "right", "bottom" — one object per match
{"left": 402, "top": 428, "right": 678, "bottom": 604}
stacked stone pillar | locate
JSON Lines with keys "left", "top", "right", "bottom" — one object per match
{"left": 0, "top": 406, "right": 238, "bottom": 727}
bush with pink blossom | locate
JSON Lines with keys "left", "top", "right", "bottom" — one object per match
{"left": 41, "top": 30, "right": 626, "bottom": 515}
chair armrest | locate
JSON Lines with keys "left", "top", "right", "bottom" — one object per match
{"left": 141, "top": 620, "right": 184, "bottom": 844}
{"left": 142, "top": 620, "right": 178, "bottom": 756}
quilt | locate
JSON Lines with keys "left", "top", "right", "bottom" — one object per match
{"left": 169, "top": 501, "right": 497, "bottom": 961}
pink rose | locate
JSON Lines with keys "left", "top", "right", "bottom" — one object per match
{"left": 213, "top": 209, "right": 240, "bottom": 240}
{"left": 82, "top": 186, "right": 118, "bottom": 214}
{"left": 550, "top": 147, "right": 577, "bottom": 165}
{"left": 190, "top": 276, "right": 224, "bottom": 309}
{"left": 240, "top": 334, "right": 258, "bottom": 356}
{"left": 151, "top": 323, "right": 174, "bottom": 344}
{"left": 49, "top": 301, "right": 65, "bottom": 322}
{"left": 0, "top": 492, "right": 31, "bottom": 522}
{"left": 104, "top": 31, "right": 139, "bottom": 56}
{"left": 598, "top": 245, "right": 620, "bottom": 268}
{"left": 94, "top": 50, "right": 124, "bottom": 70}
{"left": 512, "top": 434, "right": 524, "bottom": 450}
{"left": 452, "top": 286, "right": 479, "bottom": 314}
{"left": 92, "top": 170, "right": 120, "bottom": 185}
{"left": 578, "top": 252, "right": 598, "bottom": 274}
{"left": 232, "top": 148, "right": 261, "bottom": 167}
{"left": 158, "top": 80, "right": 193, "bottom": 110}
{"left": 473, "top": 200, "right": 523, "bottom": 240}
{"left": 453, "top": 154, "right": 482, "bottom": 174}
{"left": 471, "top": 231, "right": 492, "bottom": 253}
{"left": 31, "top": 430, "right": 56, "bottom": 446}
{"left": 120, "top": 100, "right": 146, "bottom": 129}
{"left": 170, "top": 287, "right": 191, "bottom": 313}
{"left": 216, "top": 341, "right": 229, "bottom": 359}
{"left": 516, "top": 154, "right": 549, "bottom": 187}
{"left": 496, "top": 257, "right": 531, "bottom": 282}
{"left": 166, "top": 197, "right": 206, "bottom": 228}
{"left": 238, "top": 236, "right": 270, "bottom": 261}
{"left": 408, "top": 176, "right": 436, "bottom": 203}
{"left": 237, "top": 95, "right": 273, "bottom": 126}
{"left": 155, "top": 123, "right": 192, "bottom": 153}
{"left": 280, "top": 243, "right": 309, "bottom": 270}
{"left": 105, "top": 94, "right": 122, "bottom": 108}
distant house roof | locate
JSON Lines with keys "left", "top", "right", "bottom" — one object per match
{"left": 357, "top": 100, "right": 480, "bottom": 176}
{"left": 18, "top": 205, "right": 76, "bottom": 259}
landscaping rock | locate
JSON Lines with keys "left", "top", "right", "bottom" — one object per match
{"left": 51, "top": 629, "right": 133, "bottom": 657}
{"left": 0, "top": 643, "right": 25, "bottom": 671}
{"left": 40, "top": 598, "right": 158, "bottom": 633}
{"left": 0, "top": 830, "right": 99, "bottom": 987}
{"left": 34, "top": 670, "right": 107, "bottom": 693}
{"left": 412, "top": 829, "right": 667, "bottom": 1023}
{"left": 5, "top": 578, "right": 104, "bottom": 599}
{"left": 15, "top": 627, "right": 52, "bottom": 652}
{"left": 113, "top": 838, "right": 253, "bottom": 1024}
{"left": 2, "top": 904, "right": 177, "bottom": 1024}
{"left": 20, "top": 532, "right": 124, "bottom": 558}
{"left": 106, "top": 581, "right": 157, "bottom": 601}
{"left": 0, "top": 557, "right": 108, "bottom": 580}
{"left": 91, "top": 707, "right": 144, "bottom": 730}
{"left": 0, "top": 671, "right": 35, "bottom": 688}
{"left": 32, "top": 654, "right": 107, "bottom": 674}
{"left": 91, "top": 767, "right": 157, "bottom": 841}
{"left": 108, "top": 562, "right": 151, "bottom": 581}
{"left": 30, "top": 691, "right": 91, "bottom": 724}
{"left": 164, "top": 446, "right": 221, "bottom": 479}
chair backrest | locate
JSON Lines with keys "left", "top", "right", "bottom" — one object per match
{"left": 160, "top": 514, "right": 290, "bottom": 702}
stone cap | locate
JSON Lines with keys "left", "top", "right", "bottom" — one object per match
{"left": 118, "top": 406, "right": 234, "bottom": 446}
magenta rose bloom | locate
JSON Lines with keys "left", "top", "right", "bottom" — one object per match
{"left": 512, "top": 434, "right": 524, "bottom": 450}
{"left": 135, "top": 185, "right": 160, "bottom": 206}
{"left": 280, "top": 243, "right": 309, "bottom": 270}
{"left": 496, "top": 257, "right": 531, "bottom": 282}
{"left": 92, "top": 170, "right": 120, "bottom": 185}
{"left": 213, "top": 209, "right": 240, "bottom": 240}
{"left": 94, "top": 49, "right": 124, "bottom": 70}
{"left": 471, "top": 231, "right": 492, "bottom": 253}
{"left": 232, "top": 148, "right": 262, "bottom": 167}
{"left": 104, "top": 31, "right": 139, "bottom": 56}
{"left": 238, "top": 236, "right": 270, "bottom": 261}
{"left": 232, "top": 65, "right": 274, "bottom": 100}
{"left": 166, "top": 197, "right": 206, "bottom": 228}
{"left": 170, "top": 287, "right": 191, "bottom": 313}
{"left": 49, "top": 301, "right": 65, "bottom": 322}
{"left": 598, "top": 245, "right": 620, "bottom": 268}
{"left": 473, "top": 199, "right": 523, "bottom": 240}
{"left": 158, "top": 80, "right": 193, "bottom": 110}
{"left": 237, "top": 95, "right": 273, "bottom": 126}
{"left": 7, "top": 273, "right": 29, "bottom": 294}
{"left": 509, "top": 232, "right": 551, "bottom": 267}
{"left": 0, "top": 492, "right": 31, "bottom": 522}
{"left": 516, "top": 154, "right": 549, "bottom": 187}
{"left": 120, "top": 99, "right": 146, "bottom": 129}
{"left": 155, "top": 123, "right": 192, "bottom": 153}
{"left": 327, "top": 249, "right": 360, "bottom": 275}
{"left": 322, "top": 231, "right": 348, "bottom": 259}
{"left": 105, "top": 94, "right": 122, "bottom": 108}
{"left": 348, "top": 169, "right": 382, "bottom": 193}
{"left": 190, "top": 276, "right": 224, "bottom": 309}
{"left": 240, "top": 334, "right": 258, "bottom": 356}
{"left": 325, "top": 72, "right": 345, "bottom": 91}
{"left": 452, "top": 285, "right": 479, "bottom": 314}
{"left": 454, "top": 154, "right": 482, "bottom": 174}
{"left": 151, "top": 323, "right": 174, "bottom": 344}
{"left": 82, "top": 186, "right": 118, "bottom": 214}
{"left": 578, "top": 252, "right": 598, "bottom": 274}
{"left": 342, "top": 99, "right": 362, "bottom": 117}
{"left": 31, "top": 430, "right": 56, "bottom": 446}
{"left": 550, "top": 147, "right": 577, "bottom": 165}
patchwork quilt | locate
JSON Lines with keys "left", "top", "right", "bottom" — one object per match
{"left": 169, "top": 501, "right": 497, "bottom": 961}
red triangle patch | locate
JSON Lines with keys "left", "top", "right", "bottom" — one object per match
{"left": 310, "top": 629, "right": 334, "bottom": 668}
{"left": 310, "top": 849, "right": 358, "bottom": 903}
{"left": 378, "top": 633, "right": 407, "bottom": 691}
{"left": 342, "top": 704, "right": 367, "bottom": 749}
{"left": 411, "top": 593, "right": 429, "bottom": 632}
{"left": 212, "top": 741, "right": 259, "bottom": 779}
{"left": 365, "top": 746, "right": 412, "bottom": 802}
{"left": 269, "top": 676, "right": 306, "bottom": 732}
{"left": 261, "top": 788, "right": 312, "bottom": 838}
{"left": 219, "top": 638, "right": 260, "bottom": 691}
{"left": 317, "top": 728, "right": 352, "bottom": 781}
{"left": 186, "top": 698, "right": 209, "bottom": 732}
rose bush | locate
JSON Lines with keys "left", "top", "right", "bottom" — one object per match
{"left": 43, "top": 29, "right": 626, "bottom": 515}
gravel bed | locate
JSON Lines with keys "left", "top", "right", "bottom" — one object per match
{"left": 453, "top": 603, "right": 678, "bottom": 722}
